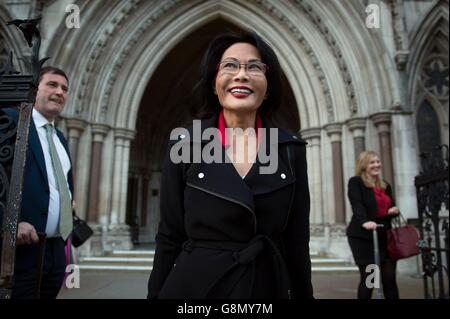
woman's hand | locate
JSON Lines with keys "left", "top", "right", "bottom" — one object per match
{"left": 362, "top": 221, "right": 378, "bottom": 230}
{"left": 388, "top": 206, "right": 400, "bottom": 215}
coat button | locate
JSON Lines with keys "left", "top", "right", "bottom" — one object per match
{"left": 292, "top": 135, "right": 298, "bottom": 139}
{"left": 280, "top": 173, "right": 286, "bottom": 179}
{"left": 198, "top": 173, "right": 205, "bottom": 179}
{"left": 179, "top": 134, "right": 186, "bottom": 139}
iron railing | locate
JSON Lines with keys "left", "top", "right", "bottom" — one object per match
{"left": 415, "top": 145, "right": 449, "bottom": 299}
{"left": 0, "top": 18, "right": 43, "bottom": 299}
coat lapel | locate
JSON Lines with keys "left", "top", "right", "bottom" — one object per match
{"left": 186, "top": 160, "right": 256, "bottom": 213}
{"left": 28, "top": 120, "right": 48, "bottom": 186}
{"left": 244, "top": 117, "right": 303, "bottom": 195}
{"left": 173, "top": 113, "right": 255, "bottom": 213}
{"left": 175, "top": 113, "right": 306, "bottom": 213}
{"left": 244, "top": 148, "right": 295, "bottom": 196}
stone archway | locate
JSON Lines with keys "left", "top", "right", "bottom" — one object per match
{"left": 126, "top": 18, "right": 300, "bottom": 244}
{"left": 42, "top": 0, "right": 402, "bottom": 253}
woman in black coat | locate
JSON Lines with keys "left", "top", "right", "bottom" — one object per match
{"left": 147, "top": 31, "right": 313, "bottom": 299}
{"left": 346, "top": 151, "right": 400, "bottom": 299}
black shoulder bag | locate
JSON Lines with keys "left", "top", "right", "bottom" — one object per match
{"left": 71, "top": 210, "right": 94, "bottom": 247}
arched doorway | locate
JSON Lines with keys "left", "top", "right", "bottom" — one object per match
{"left": 126, "top": 19, "right": 300, "bottom": 244}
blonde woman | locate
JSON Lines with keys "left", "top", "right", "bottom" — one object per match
{"left": 346, "top": 151, "right": 400, "bottom": 299}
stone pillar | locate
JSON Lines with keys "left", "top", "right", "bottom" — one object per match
{"left": 391, "top": 111, "right": 420, "bottom": 219}
{"left": 136, "top": 174, "right": 143, "bottom": 228}
{"left": 107, "top": 128, "right": 136, "bottom": 250}
{"left": 65, "top": 118, "right": 87, "bottom": 179}
{"left": 110, "top": 136, "right": 123, "bottom": 226}
{"left": 86, "top": 124, "right": 110, "bottom": 223}
{"left": 110, "top": 129, "right": 136, "bottom": 224}
{"left": 346, "top": 117, "right": 367, "bottom": 162}
{"left": 324, "top": 123, "right": 346, "bottom": 224}
{"left": 118, "top": 131, "right": 135, "bottom": 225}
{"left": 300, "top": 128, "right": 323, "bottom": 226}
{"left": 370, "top": 112, "right": 395, "bottom": 187}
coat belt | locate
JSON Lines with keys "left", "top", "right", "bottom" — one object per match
{"left": 181, "top": 235, "right": 292, "bottom": 299}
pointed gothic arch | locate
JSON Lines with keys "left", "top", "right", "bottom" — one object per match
{"left": 37, "top": 0, "right": 409, "bottom": 251}
{"left": 44, "top": 0, "right": 401, "bottom": 131}
{"left": 409, "top": 1, "right": 449, "bottom": 154}
{"left": 409, "top": 1, "right": 449, "bottom": 105}
{"left": 126, "top": 17, "right": 302, "bottom": 243}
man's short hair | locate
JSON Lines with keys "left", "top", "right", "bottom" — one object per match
{"left": 38, "top": 66, "right": 69, "bottom": 85}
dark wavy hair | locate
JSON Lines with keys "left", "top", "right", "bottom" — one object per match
{"left": 192, "top": 30, "right": 283, "bottom": 118}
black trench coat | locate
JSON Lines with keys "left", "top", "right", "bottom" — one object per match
{"left": 147, "top": 113, "right": 313, "bottom": 299}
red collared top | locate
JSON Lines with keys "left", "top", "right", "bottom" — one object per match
{"left": 373, "top": 187, "right": 392, "bottom": 218}
{"left": 217, "top": 110, "right": 262, "bottom": 147}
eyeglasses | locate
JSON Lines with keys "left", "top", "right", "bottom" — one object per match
{"left": 217, "top": 59, "right": 268, "bottom": 76}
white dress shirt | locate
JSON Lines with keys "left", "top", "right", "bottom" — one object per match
{"left": 32, "top": 109, "right": 72, "bottom": 237}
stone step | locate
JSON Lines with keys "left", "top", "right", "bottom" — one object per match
{"left": 107, "top": 250, "right": 320, "bottom": 258}
{"left": 78, "top": 249, "right": 357, "bottom": 273}
{"left": 79, "top": 256, "right": 346, "bottom": 266}
{"left": 110, "top": 250, "right": 155, "bottom": 257}
{"left": 78, "top": 265, "right": 359, "bottom": 273}
{"left": 79, "top": 265, "right": 152, "bottom": 271}
{"left": 311, "top": 266, "right": 359, "bottom": 273}
{"left": 79, "top": 256, "right": 154, "bottom": 267}
{"left": 311, "top": 258, "right": 354, "bottom": 267}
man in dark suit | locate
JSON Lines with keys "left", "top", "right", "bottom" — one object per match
{"left": 0, "top": 66, "right": 74, "bottom": 299}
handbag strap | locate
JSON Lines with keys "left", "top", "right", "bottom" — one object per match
{"left": 391, "top": 212, "right": 407, "bottom": 228}
{"left": 72, "top": 209, "right": 81, "bottom": 221}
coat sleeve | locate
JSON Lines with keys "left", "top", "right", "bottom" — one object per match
{"left": 147, "top": 142, "right": 188, "bottom": 299}
{"left": 348, "top": 177, "right": 371, "bottom": 227}
{"left": 383, "top": 182, "right": 398, "bottom": 222}
{"left": 385, "top": 182, "right": 396, "bottom": 206}
{"left": 282, "top": 143, "right": 313, "bottom": 299}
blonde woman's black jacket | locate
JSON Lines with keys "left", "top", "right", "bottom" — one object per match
{"left": 147, "top": 113, "right": 313, "bottom": 299}
{"left": 346, "top": 176, "right": 395, "bottom": 240}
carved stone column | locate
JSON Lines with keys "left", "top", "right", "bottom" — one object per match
{"left": 65, "top": 118, "right": 87, "bottom": 179}
{"left": 110, "top": 135, "right": 124, "bottom": 226}
{"left": 107, "top": 128, "right": 136, "bottom": 250}
{"left": 370, "top": 112, "right": 394, "bottom": 187}
{"left": 86, "top": 124, "right": 110, "bottom": 223}
{"left": 300, "top": 128, "right": 323, "bottom": 226}
{"left": 324, "top": 123, "right": 346, "bottom": 224}
{"left": 346, "top": 117, "right": 367, "bottom": 161}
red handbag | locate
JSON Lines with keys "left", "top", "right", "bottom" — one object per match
{"left": 387, "top": 214, "right": 420, "bottom": 261}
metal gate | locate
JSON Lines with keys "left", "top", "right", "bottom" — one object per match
{"left": 415, "top": 145, "right": 449, "bottom": 299}
{"left": 0, "top": 18, "right": 43, "bottom": 299}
